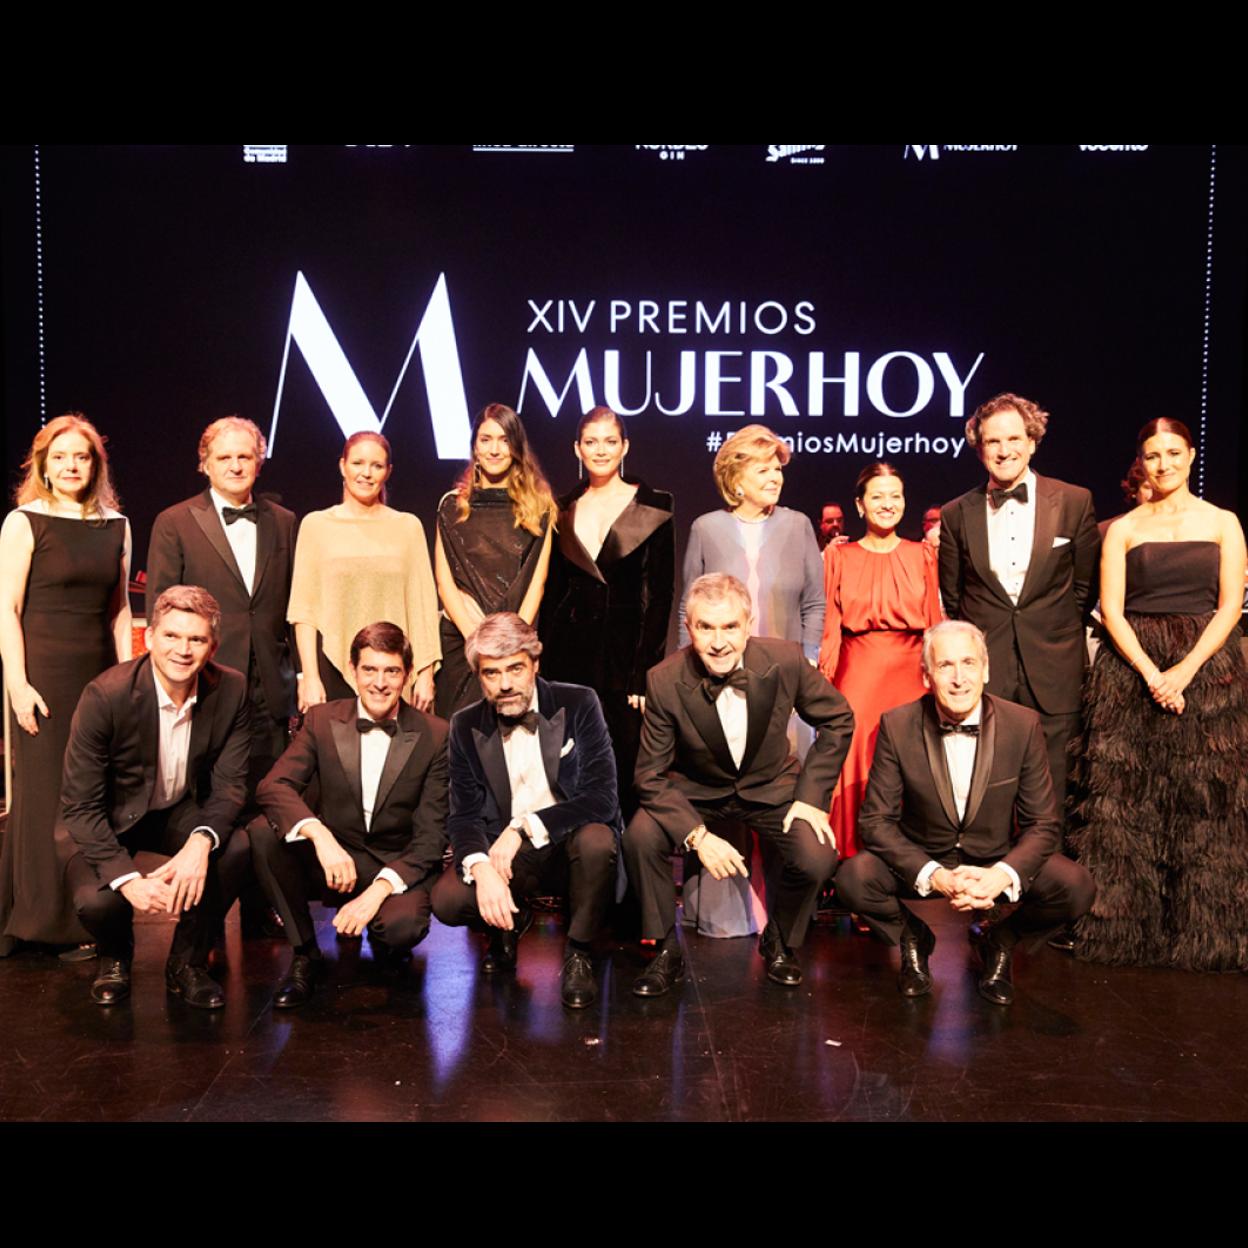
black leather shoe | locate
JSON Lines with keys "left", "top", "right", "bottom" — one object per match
{"left": 274, "top": 954, "right": 327, "bottom": 1009}
{"left": 482, "top": 908, "right": 532, "bottom": 973}
{"left": 758, "top": 922, "right": 802, "bottom": 986}
{"left": 560, "top": 949, "right": 597, "bottom": 1009}
{"left": 90, "top": 957, "right": 131, "bottom": 1006}
{"left": 971, "top": 929, "right": 1015, "bottom": 1006}
{"left": 165, "top": 961, "right": 226, "bottom": 1010}
{"left": 633, "top": 946, "right": 686, "bottom": 997}
{"left": 1046, "top": 925, "right": 1076, "bottom": 953}
{"left": 898, "top": 920, "right": 936, "bottom": 998}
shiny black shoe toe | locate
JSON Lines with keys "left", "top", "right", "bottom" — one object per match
{"left": 759, "top": 922, "right": 803, "bottom": 987}
{"left": 481, "top": 908, "right": 532, "bottom": 973}
{"left": 972, "top": 931, "right": 1016, "bottom": 1006}
{"left": 632, "top": 947, "right": 686, "bottom": 997}
{"left": 560, "top": 950, "right": 597, "bottom": 1009}
{"left": 165, "top": 961, "right": 225, "bottom": 1010}
{"left": 898, "top": 921, "right": 936, "bottom": 998}
{"left": 90, "top": 957, "right": 131, "bottom": 1006}
{"left": 274, "top": 954, "right": 327, "bottom": 1009}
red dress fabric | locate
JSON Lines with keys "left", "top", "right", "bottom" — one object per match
{"left": 818, "top": 540, "right": 942, "bottom": 858}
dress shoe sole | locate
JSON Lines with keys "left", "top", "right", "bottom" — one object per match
{"left": 897, "top": 975, "right": 933, "bottom": 998}
{"left": 976, "top": 980, "right": 1014, "bottom": 1006}
{"left": 166, "top": 980, "right": 225, "bottom": 1010}
{"left": 764, "top": 965, "right": 803, "bottom": 987}
{"left": 561, "top": 989, "right": 597, "bottom": 1010}
{"left": 91, "top": 984, "right": 131, "bottom": 1006}
{"left": 274, "top": 990, "right": 315, "bottom": 1010}
{"left": 632, "top": 964, "right": 686, "bottom": 997}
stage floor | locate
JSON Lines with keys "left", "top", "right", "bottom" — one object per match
{"left": 1, "top": 900, "right": 1245, "bottom": 1123}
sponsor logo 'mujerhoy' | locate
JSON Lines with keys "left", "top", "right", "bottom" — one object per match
{"left": 766, "top": 145, "right": 826, "bottom": 165}
{"left": 1078, "top": 144, "right": 1149, "bottom": 153}
{"left": 903, "top": 145, "right": 1017, "bottom": 161}
{"left": 472, "top": 145, "right": 575, "bottom": 154}
{"left": 635, "top": 145, "right": 709, "bottom": 162}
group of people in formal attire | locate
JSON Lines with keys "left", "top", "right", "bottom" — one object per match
{"left": 1, "top": 391, "right": 1245, "bottom": 1019}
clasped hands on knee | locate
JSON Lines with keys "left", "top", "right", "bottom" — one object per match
{"left": 930, "top": 864, "right": 1012, "bottom": 912}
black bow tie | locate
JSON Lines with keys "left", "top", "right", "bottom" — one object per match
{"left": 499, "top": 710, "right": 540, "bottom": 739}
{"left": 700, "top": 668, "right": 749, "bottom": 702}
{"left": 938, "top": 721, "right": 979, "bottom": 737}
{"left": 357, "top": 717, "right": 398, "bottom": 737}
{"left": 988, "top": 483, "right": 1028, "bottom": 509}
{"left": 222, "top": 503, "right": 258, "bottom": 525}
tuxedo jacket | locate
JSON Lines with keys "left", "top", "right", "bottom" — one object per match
{"left": 446, "top": 678, "right": 622, "bottom": 874}
{"left": 857, "top": 694, "right": 1061, "bottom": 890}
{"left": 256, "top": 699, "right": 449, "bottom": 891}
{"left": 939, "top": 473, "right": 1098, "bottom": 715}
{"left": 635, "top": 637, "right": 855, "bottom": 839}
{"left": 147, "top": 489, "right": 298, "bottom": 718}
{"left": 59, "top": 656, "right": 251, "bottom": 885}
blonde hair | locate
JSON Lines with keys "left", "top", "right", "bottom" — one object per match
{"left": 14, "top": 413, "right": 120, "bottom": 517}
{"left": 712, "top": 424, "right": 790, "bottom": 508}
{"left": 454, "top": 403, "right": 556, "bottom": 537}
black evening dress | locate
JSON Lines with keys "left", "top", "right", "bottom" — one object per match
{"left": 541, "top": 481, "right": 674, "bottom": 818}
{"left": 0, "top": 509, "right": 126, "bottom": 954}
{"left": 1069, "top": 541, "right": 1248, "bottom": 970}
{"left": 434, "top": 488, "right": 548, "bottom": 718}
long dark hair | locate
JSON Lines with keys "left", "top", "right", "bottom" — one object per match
{"left": 454, "top": 404, "right": 555, "bottom": 536}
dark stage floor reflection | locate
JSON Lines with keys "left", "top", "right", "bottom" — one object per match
{"left": 2, "top": 900, "right": 1245, "bottom": 1122}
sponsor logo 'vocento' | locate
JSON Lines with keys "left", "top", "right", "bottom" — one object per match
{"left": 1078, "top": 145, "right": 1149, "bottom": 152}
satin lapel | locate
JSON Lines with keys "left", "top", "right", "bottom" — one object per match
{"left": 330, "top": 706, "right": 365, "bottom": 815}
{"left": 472, "top": 719, "right": 512, "bottom": 816}
{"left": 374, "top": 708, "right": 420, "bottom": 816}
{"left": 676, "top": 654, "right": 737, "bottom": 776}
{"left": 606, "top": 496, "right": 670, "bottom": 563}
{"left": 538, "top": 705, "right": 567, "bottom": 796}
{"left": 250, "top": 501, "right": 276, "bottom": 600}
{"left": 965, "top": 491, "right": 1013, "bottom": 608}
{"left": 556, "top": 507, "right": 605, "bottom": 582}
{"left": 189, "top": 494, "right": 248, "bottom": 595}
{"left": 1017, "top": 475, "right": 1059, "bottom": 607}
{"left": 132, "top": 658, "right": 160, "bottom": 797}
{"left": 962, "top": 698, "right": 996, "bottom": 829}
{"left": 739, "top": 645, "right": 778, "bottom": 778}
{"left": 921, "top": 704, "right": 962, "bottom": 832}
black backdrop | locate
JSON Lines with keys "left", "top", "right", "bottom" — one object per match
{"left": 3, "top": 144, "right": 1245, "bottom": 597}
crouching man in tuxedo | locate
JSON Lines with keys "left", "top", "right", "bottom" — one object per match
{"left": 837, "top": 620, "right": 1095, "bottom": 1006}
{"left": 624, "top": 573, "right": 854, "bottom": 996}
{"left": 251, "top": 622, "right": 448, "bottom": 1007}
{"left": 62, "top": 586, "right": 252, "bottom": 1009}
{"left": 431, "top": 612, "right": 620, "bottom": 1010}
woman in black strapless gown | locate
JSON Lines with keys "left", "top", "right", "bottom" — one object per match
{"left": 1070, "top": 419, "right": 1248, "bottom": 970}
{"left": 0, "top": 415, "right": 131, "bottom": 956}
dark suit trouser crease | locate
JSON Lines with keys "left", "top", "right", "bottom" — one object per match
{"left": 624, "top": 799, "right": 838, "bottom": 948}
{"left": 431, "top": 823, "right": 617, "bottom": 945}
{"left": 834, "top": 849, "right": 1095, "bottom": 949}
{"left": 68, "top": 811, "right": 251, "bottom": 966}
{"left": 246, "top": 817, "right": 432, "bottom": 952}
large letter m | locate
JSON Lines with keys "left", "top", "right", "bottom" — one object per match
{"left": 269, "top": 271, "right": 471, "bottom": 459}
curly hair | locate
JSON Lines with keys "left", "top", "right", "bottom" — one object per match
{"left": 198, "top": 416, "right": 267, "bottom": 472}
{"left": 712, "top": 424, "right": 791, "bottom": 508}
{"left": 964, "top": 392, "right": 1049, "bottom": 449}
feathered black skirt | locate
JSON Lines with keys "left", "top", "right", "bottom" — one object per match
{"left": 1068, "top": 613, "right": 1248, "bottom": 971}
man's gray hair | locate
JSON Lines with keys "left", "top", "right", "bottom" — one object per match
{"left": 685, "top": 573, "right": 752, "bottom": 624}
{"left": 920, "top": 619, "right": 988, "bottom": 673}
{"left": 465, "top": 611, "right": 543, "bottom": 672}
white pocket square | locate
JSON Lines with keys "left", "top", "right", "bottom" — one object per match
{"left": 1052, "top": 536, "right": 1071, "bottom": 547}
{"left": 560, "top": 738, "right": 575, "bottom": 758}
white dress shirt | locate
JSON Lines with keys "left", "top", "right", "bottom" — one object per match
{"left": 914, "top": 701, "right": 1020, "bottom": 900}
{"left": 210, "top": 487, "right": 257, "bottom": 595}
{"left": 109, "top": 665, "right": 217, "bottom": 890}
{"left": 464, "top": 690, "right": 556, "bottom": 883}
{"left": 713, "top": 661, "right": 749, "bottom": 770}
{"left": 985, "top": 468, "right": 1036, "bottom": 605}
{"left": 288, "top": 700, "right": 407, "bottom": 894}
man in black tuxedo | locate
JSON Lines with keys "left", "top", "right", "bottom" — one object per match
{"left": 431, "top": 612, "right": 620, "bottom": 1010}
{"left": 62, "top": 587, "right": 252, "bottom": 1009}
{"left": 939, "top": 393, "right": 1099, "bottom": 814}
{"left": 251, "top": 622, "right": 448, "bottom": 1008}
{"left": 147, "top": 416, "right": 297, "bottom": 805}
{"left": 836, "top": 620, "right": 1095, "bottom": 1005}
{"left": 623, "top": 573, "right": 855, "bottom": 996}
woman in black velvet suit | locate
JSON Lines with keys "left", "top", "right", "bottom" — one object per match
{"left": 540, "top": 408, "right": 675, "bottom": 818}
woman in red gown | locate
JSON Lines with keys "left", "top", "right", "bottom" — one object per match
{"left": 819, "top": 462, "right": 942, "bottom": 859}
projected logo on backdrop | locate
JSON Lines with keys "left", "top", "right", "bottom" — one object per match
{"left": 269, "top": 274, "right": 985, "bottom": 462}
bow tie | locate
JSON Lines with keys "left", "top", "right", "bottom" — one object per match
{"left": 499, "top": 710, "right": 540, "bottom": 739}
{"left": 222, "top": 503, "right": 258, "bottom": 525}
{"left": 988, "top": 483, "right": 1028, "bottom": 509}
{"left": 700, "top": 669, "right": 749, "bottom": 702}
{"left": 938, "top": 721, "right": 979, "bottom": 737}
{"left": 357, "top": 717, "right": 398, "bottom": 737}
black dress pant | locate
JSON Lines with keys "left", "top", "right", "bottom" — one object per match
{"left": 67, "top": 811, "right": 250, "bottom": 966}
{"left": 431, "top": 823, "right": 617, "bottom": 945}
{"left": 834, "top": 848, "right": 1096, "bottom": 949}
{"left": 247, "top": 816, "right": 432, "bottom": 952}
{"left": 623, "top": 798, "right": 838, "bottom": 949}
